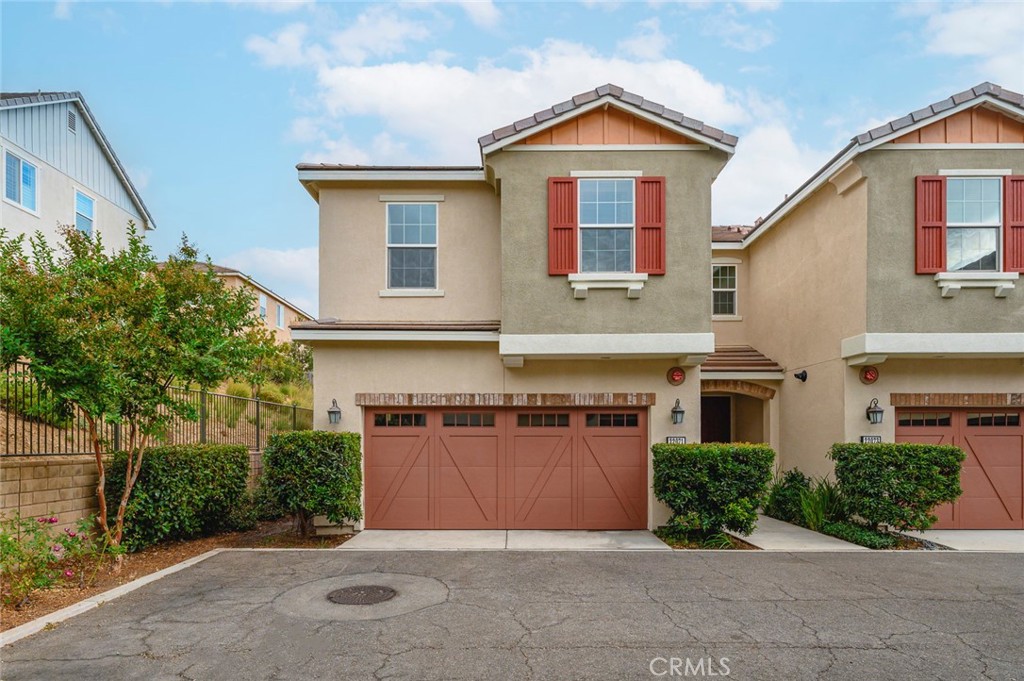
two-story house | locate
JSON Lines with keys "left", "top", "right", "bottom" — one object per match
{"left": 297, "top": 82, "right": 1023, "bottom": 531}
{"left": 710, "top": 83, "right": 1024, "bottom": 530}
{"left": 203, "top": 263, "right": 313, "bottom": 344}
{"left": 1, "top": 92, "right": 154, "bottom": 247}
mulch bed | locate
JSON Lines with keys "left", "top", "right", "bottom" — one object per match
{"left": 1, "top": 519, "right": 350, "bottom": 633}
{"left": 653, "top": 529, "right": 759, "bottom": 550}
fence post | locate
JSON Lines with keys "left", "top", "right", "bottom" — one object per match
{"left": 200, "top": 390, "right": 208, "bottom": 444}
{"left": 255, "top": 399, "right": 261, "bottom": 451}
{"left": 112, "top": 422, "right": 121, "bottom": 452}
{"left": 292, "top": 404, "right": 297, "bottom": 431}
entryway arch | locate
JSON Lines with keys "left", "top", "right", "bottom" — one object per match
{"left": 700, "top": 379, "right": 777, "bottom": 445}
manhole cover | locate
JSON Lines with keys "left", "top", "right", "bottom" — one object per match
{"left": 326, "top": 585, "right": 397, "bottom": 605}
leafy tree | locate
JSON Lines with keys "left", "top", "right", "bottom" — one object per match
{"left": 0, "top": 225, "right": 265, "bottom": 550}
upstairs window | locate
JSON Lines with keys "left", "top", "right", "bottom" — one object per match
{"left": 916, "top": 174, "right": 1024, "bottom": 274}
{"left": 579, "top": 178, "right": 634, "bottom": 273}
{"left": 276, "top": 304, "right": 285, "bottom": 328}
{"left": 74, "top": 190, "right": 94, "bottom": 235}
{"left": 5, "top": 151, "right": 37, "bottom": 212}
{"left": 259, "top": 293, "right": 267, "bottom": 319}
{"left": 387, "top": 203, "right": 437, "bottom": 289}
{"left": 712, "top": 264, "right": 737, "bottom": 315}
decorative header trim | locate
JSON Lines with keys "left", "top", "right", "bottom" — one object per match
{"left": 355, "top": 392, "right": 657, "bottom": 407}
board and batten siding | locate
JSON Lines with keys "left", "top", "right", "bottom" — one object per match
{"left": 0, "top": 101, "right": 142, "bottom": 220}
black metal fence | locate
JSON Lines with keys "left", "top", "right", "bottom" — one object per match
{"left": 1, "top": 361, "right": 314, "bottom": 456}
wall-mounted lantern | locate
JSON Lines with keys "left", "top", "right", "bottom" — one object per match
{"left": 671, "top": 399, "right": 685, "bottom": 425}
{"left": 794, "top": 370, "right": 808, "bottom": 382}
{"left": 865, "top": 398, "right": 884, "bottom": 425}
{"left": 327, "top": 399, "right": 342, "bottom": 425}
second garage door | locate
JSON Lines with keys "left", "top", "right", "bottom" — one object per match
{"left": 364, "top": 408, "right": 648, "bottom": 530}
{"left": 896, "top": 408, "right": 1023, "bottom": 529}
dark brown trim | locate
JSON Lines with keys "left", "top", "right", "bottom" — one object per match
{"left": 292, "top": 320, "right": 500, "bottom": 332}
{"left": 355, "top": 393, "right": 657, "bottom": 407}
{"left": 890, "top": 393, "right": 1024, "bottom": 407}
{"left": 700, "top": 379, "right": 776, "bottom": 401}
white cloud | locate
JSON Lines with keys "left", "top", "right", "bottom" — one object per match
{"left": 327, "top": 7, "right": 431, "bottom": 65}
{"left": 616, "top": 18, "right": 670, "bottom": 60}
{"left": 53, "top": 1, "right": 72, "bottom": 20}
{"left": 245, "top": 23, "right": 310, "bottom": 67}
{"left": 737, "top": 0, "right": 781, "bottom": 12}
{"left": 451, "top": 1, "right": 501, "bottom": 28}
{"left": 712, "top": 123, "right": 832, "bottom": 225}
{"left": 309, "top": 39, "right": 748, "bottom": 164}
{"left": 227, "top": 0, "right": 314, "bottom": 13}
{"left": 221, "top": 247, "right": 319, "bottom": 316}
{"left": 920, "top": 3, "right": 1024, "bottom": 86}
{"left": 705, "top": 16, "right": 775, "bottom": 52}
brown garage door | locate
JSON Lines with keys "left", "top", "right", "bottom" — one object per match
{"left": 896, "top": 409, "right": 1023, "bottom": 529}
{"left": 364, "top": 408, "right": 647, "bottom": 529}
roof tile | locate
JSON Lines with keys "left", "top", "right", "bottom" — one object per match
{"left": 551, "top": 99, "right": 576, "bottom": 115}
{"left": 889, "top": 114, "right": 914, "bottom": 131}
{"left": 619, "top": 91, "right": 643, "bottom": 106}
{"left": 910, "top": 106, "right": 933, "bottom": 122}
{"left": 661, "top": 107, "right": 685, "bottom": 123}
{"left": 639, "top": 100, "right": 664, "bottom": 115}
{"left": 680, "top": 116, "right": 703, "bottom": 131}
{"left": 572, "top": 90, "right": 599, "bottom": 106}
{"left": 595, "top": 84, "right": 612, "bottom": 97}
{"left": 951, "top": 88, "right": 975, "bottom": 105}
{"left": 513, "top": 116, "right": 536, "bottom": 131}
{"left": 533, "top": 107, "right": 556, "bottom": 123}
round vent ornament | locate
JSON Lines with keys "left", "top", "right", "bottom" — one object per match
{"left": 666, "top": 367, "right": 686, "bottom": 386}
{"left": 859, "top": 366, "right": 880, "bottom": 385}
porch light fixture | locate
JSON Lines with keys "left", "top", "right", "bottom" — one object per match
{"left": 327, "top": 399, "right": 342, "bottom": 425}
{"left": 671, "top": 399, "right": 685, "bottom": 425}
{"left": 794, "top": 370, "right": 808, "bottom": 382}
{"left": 866, "top": 398, "right": 884, "bottom": 425}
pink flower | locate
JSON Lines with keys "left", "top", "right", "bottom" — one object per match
{"left": 64, "top": 569, "right": 74, "bottom": 578}
{"left": 37, "top": 517, "right": 48, "bottom": 523}
{"left": 51, "top": 544, "right": 65, "bottom": 557}
{"left": 48, "top": 516, "right": 59, "bottom": 524}
{"left": 64, "top": 529, "right": 77, "bottom": 538}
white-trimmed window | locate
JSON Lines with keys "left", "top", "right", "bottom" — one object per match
{"left": 578, "top": 178, "right": 634, "bottom": 273}
{"left": 276, "top": 304, "right": 285, "bottom": 329}
{"left": 712, "top": 264, "right": 737, "bottom": 315}
{"left": 74, "top": 190, "right": 94, "bottom": 235}
{"left": 5, "top": 151, "right": 37, "bottom": 212}
{"left": 387, "top": 203, "right": 437, "bottom": 289}
{"left": 259, "top": 293, "right": 267, "bottom": 319}
{"left": 946, "top": 177, "right": 1000, "bottom": 272}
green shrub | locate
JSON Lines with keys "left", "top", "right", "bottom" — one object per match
{"left": 225, "top": 382, "right": 251, "bottom": 399}
{"left": 799, "top": 478, "right": 848, "bottom": 531}
{"left": 820, "top": 521, "right": 897, "bottom": 550}
{"left": 256, "top": 387, "right": 286, "bottom": 405}
{"left": 106, "top": 444, "right": 254, "bottom": 551}
{"left": 0, "top": 372, "right": 71, "bottom": 428}
{"left": 763, "top": 468, "right": 811, "bottom": 525}
{"left": 829, "top": 442, "right": 964, "bottom": 532}
{"left": 259, "top": 431, "right": 362, "bottom": 536}
{"left": 653, "top": 443, "right": 774, "bottom": 536}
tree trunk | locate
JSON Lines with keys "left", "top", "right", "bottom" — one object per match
{"left": 85, "top": 416, "right": 110, "bottom": 540}
{"left": 295, "top": 512, "right": 314, "bottom": 538}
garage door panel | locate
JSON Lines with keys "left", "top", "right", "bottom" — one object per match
{"left": 512, "top": 498, "right": 574, "bottom": 529}
{"left": 367, "top": 497, "right": 432, "bottom": 529}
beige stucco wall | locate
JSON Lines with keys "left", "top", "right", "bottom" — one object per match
{"left": 487, "top": 148, "right": 729, "bottom": 335}
{"left": 220, "top": 274, "right": 308, "bottom": 344}
{"left": 310, "top": 342, "right": 703, "bottom": 528}
{"left": 710, "top": 248, "right": 749, "bottom": 345}
{"left": 858, "top": 148, "right": 1024, "bottom": 333}
{"left": 742, "top": 170, "right": 869, "bottom": 478}
{"left": 843, "top": 358, "right": 1024, "bottom": 446}
{"left": 1, "top": 141, "right": 140, "bottom": 252}
{"left": 316, "top": 181, "right": 501, "bottom": 322}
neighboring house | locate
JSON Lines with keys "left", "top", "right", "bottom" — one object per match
{"left": 203, "top": 264, "right": 313, "bottom": 344}
{"left": 1, "top": 92, "right": 154, "bottom": 248}
{"left": 296, "top": 82, "right": 1023, "bottom": 531}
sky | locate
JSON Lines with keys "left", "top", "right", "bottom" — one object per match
{"left": 2, "top": 1, "right": 1022, "bottom": 315}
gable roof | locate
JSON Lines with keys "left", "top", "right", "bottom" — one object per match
{"left": 0, "top": 91, "right": 156, "bottom": 230}
{"left": 191, "top": 262, "right": 315, "bottom": 321}
{"left": 743, "top": 82, "right": 1024, "bottom": 247}
{"left": 478, "top": 84, "right": 739, "bottom": 155}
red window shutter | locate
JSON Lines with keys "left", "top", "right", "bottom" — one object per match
{"left": 915, "top": 176, "right": 946, "bottom": 274}
{"left": 635, "top": 176, "right": 666, "bottom": 275}
{"left": 1004, "top": 176, "right": 1024, "bottom": 273}
{"left": 548, "top": 177, "right": 577, "bottom": 275}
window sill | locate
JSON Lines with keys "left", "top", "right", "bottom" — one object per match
{"left": 934, "top": 272, "right": 1018, "bottom": 298}
{"left": 712, "top": 314, "right": 743, "bottom": 321}
{"left": 567, "top": 273, "right": 648, "bottom": 299}
{"left": 378, "top": 289, "right": 445, "bottom": 298}
{"left": 2, "top": 197, "right": 40, "bottom": 218}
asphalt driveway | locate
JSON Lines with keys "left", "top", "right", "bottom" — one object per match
{"left": 2, "top": 550, "right": 1022, "bottom": 680}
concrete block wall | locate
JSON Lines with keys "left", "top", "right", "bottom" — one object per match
{"left": 1, "top": 455, "right": 100, "bottom": 531}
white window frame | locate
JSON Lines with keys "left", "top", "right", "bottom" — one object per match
{"left": 276, "top": 304, "right": 285, "bottom": 329}
{"left": 577, "top": 177, "right": 636, "bottom": 275}
{"left": 711, "top": 262, "right": 739, "bottom": 318}
{"left": 944, "top": 175, "right": 1003, "bottom": 273}
{"left": 74, "top": 188, "right": 96, "bottom": 236}
{"left": 259, "top": 293, "right": 267, "bottom": 320}
{"left": 384, "top": 201, "right": 440, "bottom": 293}
{"left": 3, "top": 149, "right": 40, "bottom": 216}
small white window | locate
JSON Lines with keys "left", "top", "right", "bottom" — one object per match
{"left": 259, "top": 294, "right": 267, "bottom": 319}
{"left": 387, "top": 203, "right": 438, "bottom": 289}
{"left": 578, "top": 178, "right": 635, "bottom": 273}
{"left": 75, "top": 190, "right": 94, "bottom": 235}
{"left": 276, "top": 304, "right": 285, "bottom": 328}
{"left": 5, "top": 151, "right": 37, "bottom": 212}
{"left": 946, "top": 177, "right": 1001, "bottom": 272}
{"left": 712, "top": 264, "right": 737, "bottom": 315}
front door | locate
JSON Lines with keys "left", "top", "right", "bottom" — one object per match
{"left": 701, "top": 396, "right": 731, "bottom": 443}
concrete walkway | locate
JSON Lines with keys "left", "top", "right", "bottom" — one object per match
{"left": 729, "top": 515, "right": 869, "bottom": 551}
{"left": 340, "top": 529, "right": 671, "bottom": 551}
{"left": 905, "top": 529, "right": 1024, "bottom": 552}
